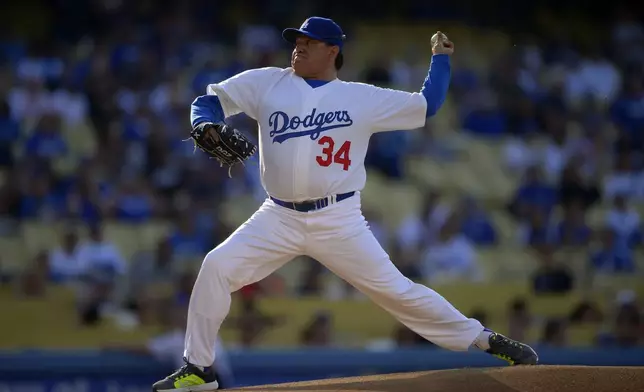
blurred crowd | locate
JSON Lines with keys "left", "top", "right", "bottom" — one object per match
{"left": 0, "top": 0, "right": 642, "bottom": 351}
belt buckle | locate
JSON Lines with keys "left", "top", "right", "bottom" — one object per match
{"left": 294, "top": 201, "right": 312, "bottom": 212}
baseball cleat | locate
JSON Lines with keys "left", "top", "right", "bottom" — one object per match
{"left": 486, "top": 332, "right": 539, "bottom": 365}
{"left": 152, "top": 361, "right": 220, "bottom": 391}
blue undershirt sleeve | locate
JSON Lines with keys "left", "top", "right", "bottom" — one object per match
{"left": 420, "top": 54, "right": 451, "bottom": 118}
{"left": 190, "top": 95, "right": 226, "bottom": 129}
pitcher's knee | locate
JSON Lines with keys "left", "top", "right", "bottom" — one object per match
{"left": 201, "top": 248, "right": 235, "bottom": 283}
{"left": 200, "top": 245, "right": 255, "bottom": 292}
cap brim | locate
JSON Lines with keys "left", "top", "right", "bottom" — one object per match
{"left": 282, "top": 28, "right": 325, "bottom": 45}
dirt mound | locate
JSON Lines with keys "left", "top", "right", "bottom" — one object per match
{"left": 233, "top": 365, "right": 644, "bottom": 392}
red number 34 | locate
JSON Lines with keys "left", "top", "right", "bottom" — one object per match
{"left": 315, "top": 136, "right": 352, "bottom": 171}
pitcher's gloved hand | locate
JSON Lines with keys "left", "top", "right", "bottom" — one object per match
{"left": 190, "top": 122, "right": 257, "bottom": 177}
{"left": 431, "top": 31, "right": 454, "bottom": 55}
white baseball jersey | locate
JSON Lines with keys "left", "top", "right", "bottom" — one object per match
{"left": 207, "top": 67, "right": 427, "bottom": 202}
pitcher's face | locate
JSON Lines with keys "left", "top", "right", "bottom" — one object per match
{"left": 291, "top": 35, "right": 337, "bottom": 78}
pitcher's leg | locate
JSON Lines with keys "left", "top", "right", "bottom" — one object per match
{"left": 310, "top": 219, "right": 482, "bottom": 351}
{"left": 184, "top": 202, "right": 303, "bottom": 367}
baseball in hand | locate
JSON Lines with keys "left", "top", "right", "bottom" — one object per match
{"left": 431, "top": 31, "right": 454, "bottom": 55}
{"left": 431, "top": 32, "right": 445, "bottom": 46}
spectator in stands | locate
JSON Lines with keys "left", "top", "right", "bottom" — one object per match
{"left": 590, "top": 228, "right": 634, "bottom": 273}
{"left": 503, "top": 131, "right": 540, "bottom": 175}
{"left": 224, "top": 290, "right": 283, "bottom": 347}
{"left": 7, "top": 75, "right": 52, "bottom": 123}
{"left": 597, "top": 302, "right": 642, "bottom": 347}
{"left": 508, "top": 165, "right": 557, "bottom": 220}
{"left": 106, "top": 176, "right": 157, "bottom": 223}
{"left": 573, "top": 110, "right": 613, "bottom": 181}
{"left": 508, "top": 298, "right": 532, "bottom": 342}
{"left": 610, "top": 72, "right": 644, "bottom": 147}
{"left": 48, "top": 228, "right": 83, "bottom": 283}
{"left": 558, "top": 161, "right": 600, "bottom": 212}
{"left": 167, "top": 214, "right": 211, "bottom": 261}
{"left": 397, "top": 191, "right": 450, "bottom": 252}
{"left": 421, "top": 211, "right": 482, "bottom": 284}
{"left": 612, "top": 7, "right": 644, "bottom": 64}
{"left": 0, "top": 99, "right": 20, "bottom": 168}
{"left": 531, "top": 245, "right": 574, "bottom": 294}
{"left": 538, "top": 70, "right": 567, "bottom": 115}
{"left": 174, "top": 270, "right": 197, "bottom": 308}
{"left": 458, "top": 196, "right": 497, "bottom": 246}
{"left": 362, "top": 57, "right": 392, "bottom": 87}
{"left": 603, "top": 150, "right": 640, "bottom": 201}
{"left": 540, "top": 318, "right": 568, "bottom": 347}
{"left": 564, "top": 47, "right": 621, "bottom": 106}
{"left": 24, "top": 112, "right": 68, "bottom": 161}
{"left": 462, "top": 88, "right": 507, "bottom": 136}
{"left": 297, "top": 258, "right": 326, "bottom": 296}
{"left": 147, "top": 136, "right": 186, "bottom": 200}
{"left": 507, "top": 95, "right": 540, "bottom": 137}
{"left": 121, "top": 106, "right": 153, "bottom": 144}
{"left": 19, "top": 171, "right": 66, "bottom": 221}
{"left": 126, "top": 237, "right": 177, "bottom": 312}
{"left": 65, "top": 162, "right": 108, "bottom": 224}
{"left": 77, "top": 223, "right": 126, "bottom": 277}
{"left": 0, "top": 257, "right": 12, "bottom": 284}
{"left": 605, "top": 194, "right": 641, "bottom": 248}
{"left": 300, "top": 311, "right": 335, "bottom": 347}
{"left": 541, "top": 109, "right": 571, "bottom": 183}
{"left": 0, "top": 168, "right": 22, "bottom": 220}
{"left": 365, "top": 130, "right": 411, "bottom": 179}
{"left": 518, "top": 206, "right": 556, "bottom": 248}
{"left": 555, "top": 200, "right": 592, "bottom": 247}
{"left": 16, "top": 251, "right": 49, "bottom": 298}
{"left": 569, "top": 300, "right": 603, "bottom": 325}
{"left": 77, "top": 259, "right": 123, "bottom": 326}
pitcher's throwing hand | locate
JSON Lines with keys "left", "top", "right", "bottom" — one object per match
{"left": 431, "top": 31, "right": 454, "bottom": 55}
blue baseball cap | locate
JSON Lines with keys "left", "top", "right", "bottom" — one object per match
{"left": 282, "top": 17, "right": 346, "bottom": 49}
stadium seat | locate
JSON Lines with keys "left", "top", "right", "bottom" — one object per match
{"left": 20, "top": 221, "right": 60, "bottom": 256}
{"left": 381, "top": 181, "right": 422, "bottom": 229}
{"left": 103, "top": 222, "right": 145, "bottom": 262}
{"left": 138, "top": 221, "right": 173, "bottom": 250}
{"left": 63, "top": 120, "right": 98, "bottom": 159}
{"left": 591, "top": 274, "right": 644, "bottom": 299}
{"left": 567, "top": 324, "right": 600, "bottom": 347}
{"left": 489, "top": 210, "right": 519, "bottom": 246}
{"left": 219, "top": 194, "right": 261, "bottom": 228}
{"left": 586, "top": 205, "right": 607, "bottom": 229}
{"left": 0, "top": 236, "right": 28, "bottom": 272}
{"left": 405, "top": 156, "right": 447, "bottom": 192}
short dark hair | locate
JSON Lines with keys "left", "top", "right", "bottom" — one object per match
{"left": 335, "top": 51, "right": 344, "bottom": 71}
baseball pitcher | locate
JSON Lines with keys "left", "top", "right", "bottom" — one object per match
{"left": 153, "top": 16, "right": 538, "bottom": 392}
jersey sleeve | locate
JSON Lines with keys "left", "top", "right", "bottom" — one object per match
{"left": 366, "top": 87, "right": 428, "bottom": 133}
{"left": 206, "top": 67, "right": 283, "bottom": 120}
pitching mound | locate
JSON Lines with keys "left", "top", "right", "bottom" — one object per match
{"left": 233, "top": 365, "right": 644, "bottom": 392}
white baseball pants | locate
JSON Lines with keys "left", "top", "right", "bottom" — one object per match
{"left": 184, "top": 194, "right": 484, "bottom": 367}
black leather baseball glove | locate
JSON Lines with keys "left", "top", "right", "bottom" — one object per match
{"left": 190, "top": 122, "right": 257, "bottom": 176}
